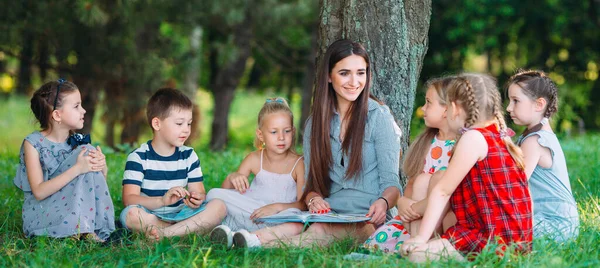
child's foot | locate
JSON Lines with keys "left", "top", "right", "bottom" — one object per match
{"left": 209, "top": 225, "right": 234, "bottom": 249}
{"left": 145, "top": 225, "right": 162, "bottom": 242}
{"left": 233, "top": 229, "right": 261, "bottom": 249}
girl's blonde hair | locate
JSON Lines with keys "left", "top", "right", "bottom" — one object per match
{"left": 253, "top": 97, "right": 296, "bottom": 154}
{"left": 403, "top": 76, "right": 455, "bottom": 179}
{"left": 447, "top": 73, "right": 525, "bottom": 169}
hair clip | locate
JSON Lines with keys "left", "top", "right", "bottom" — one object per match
{"left": 540, "top": 117, "right": 549, "bottom": 125}
{"left": 459, "top": 127, "right": 470, "bottom": 135}
{"left": 500, "top": 128, "right": 516, "bottom": 138}
{"left": 266, "top": 98, "right": 285, "bottom": 104}
{"left": 52, "top": 78, "right": 67, "bottom": 110}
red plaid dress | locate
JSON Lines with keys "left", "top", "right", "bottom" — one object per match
{"left": 441, "top": 124, "right": 532, "bottom": 255}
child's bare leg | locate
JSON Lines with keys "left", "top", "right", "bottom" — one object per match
{"left": 124, "top": 206, "right": 171, "bottom": 239}
{"left": 253, "top": 222, "right": 305, "bottom": 244}
{"left": 442, "top": 211, "right": 457, "bottom": 233}
{"left": 263, "top": 222, "right": 375, "bottom": 248}
{"left": 408, "top": 238, "right": 464, "bottom": 263}
{"left": 408, "top": 173, "right": 433, "bottom": 234}
{"left": 426, "top": 171, "right": 453, "bottom": 234}
{"left": 156, "top": 199, "right": 227, "bottom": 238}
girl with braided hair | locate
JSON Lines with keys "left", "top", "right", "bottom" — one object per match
{"left": 13, "top": 79, "right": 115, "bottom": 241}
{"left": 401, "top": 73, "right": 532, "bottom": 262}
{"left": 506, "top": 70, "right": 579, "bottom": 242}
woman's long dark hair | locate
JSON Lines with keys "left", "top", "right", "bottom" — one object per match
{"left": 302, "top": 39, "right": 375, "bottom": 200}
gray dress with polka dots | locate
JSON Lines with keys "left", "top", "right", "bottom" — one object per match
{"left": 13, "top": 131, "right": 115, "bottom": 240}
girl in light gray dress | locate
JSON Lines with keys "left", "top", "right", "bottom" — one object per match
{"left": 14, "top": 80, "right": 114, "bottom": 241}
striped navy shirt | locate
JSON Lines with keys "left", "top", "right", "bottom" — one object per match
{"left": 123, "top": 141, "right": 204, "bottom": 213}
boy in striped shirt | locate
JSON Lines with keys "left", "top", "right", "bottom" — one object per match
{"left": 120, "top": 88, "right": 226, "bottom": 240}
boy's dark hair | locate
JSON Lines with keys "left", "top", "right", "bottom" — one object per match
{"left": 146, "top": 88, "right": 193, "bottom": 129}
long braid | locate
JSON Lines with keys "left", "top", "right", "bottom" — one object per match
{"left": 463, "top": 78, "right": 479, "bottom": 128}
{"left": 541, "top": 75, "right": 559, "bottom": 118}
{"left": 491, "top": 86, "right": 525, "bottom": 170}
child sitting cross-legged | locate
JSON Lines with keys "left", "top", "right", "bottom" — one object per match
{"left": 120, "top": 88, "right": 226, "bottom": 241}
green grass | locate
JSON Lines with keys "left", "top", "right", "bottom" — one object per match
{"left": 1, "top": 92, "right": 599, "bottom": 267}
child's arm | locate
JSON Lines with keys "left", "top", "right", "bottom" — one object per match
{"left": 221, "top": 152, "right": 257, "bottom": 193}
{"left": 520, "top": 136, "right": 544, "bottom": 179}
{"left": 407, "top": 130, "right": 488, "bottom": 245}
{"left": 24, "top": 141, "right": 95, "bottom": 200}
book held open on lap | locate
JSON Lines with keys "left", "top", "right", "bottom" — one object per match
{"left": 257, "top": 208, "right": 371, "bottom": 223}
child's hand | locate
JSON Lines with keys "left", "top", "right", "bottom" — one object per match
{"left": 400, "top": 235, "right": 427, "bottom": 257}
{"left": 227, "top": 173, "right": 250, "bottom": 194}
{"left": 366, "top": 198, "right": 387, "bottom": 225}
{"left": 183, "top": 191, "right": 205, "bottom": 209}
{"left": 397, "top": 197, "right": 420, "bottom": 223}
{"left": 162, "top": 186, "right": 190, "bottom": 207}
{"left": 88, "top": 146, "right": 108, "bottom": 177}
{"left": 75, "top": 148, "right": 95, "bottom": 174}
{"left": 250, "top": 204, "right": 282, "bottom": 221}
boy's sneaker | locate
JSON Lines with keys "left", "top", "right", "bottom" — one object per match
{"left": 233, "top": 229, "right": 261, "bottom": 249}
{"left": 209, "top": 225, "right": 233, "bottom": 249}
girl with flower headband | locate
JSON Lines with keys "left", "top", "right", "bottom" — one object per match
{"left": 207, "top": 97, "right": 305, "bottom": 248}
{"left": 401, "top": 73, "right": 532, "bottom": 262}
{"left": 507, "top": 70, "right": 579, "bottom": 242}
{"left": 13, "top": 79, "right": 115, "bottom": 242}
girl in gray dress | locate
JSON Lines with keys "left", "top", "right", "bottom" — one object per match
{"left": 14, "top": 79, "right": 115, "bottom": 241}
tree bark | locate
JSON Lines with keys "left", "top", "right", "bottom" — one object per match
{"left": 209, "top": 14, "right": 253, "bottom": 151}
{"left": 182, "top": 26, "right": 203, "bottom": 145}
{"left": 17, "top": 32, "right": 33, "bottom": 95}
{"left": 319, "top": 0, "right": 432, "bottom": 183}
{"left": 300, "top": 28, "right": 318, "bottom": 144}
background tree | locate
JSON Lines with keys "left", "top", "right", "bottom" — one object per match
{"left": 317, "top": 0, "right": 432, "bottom": 179}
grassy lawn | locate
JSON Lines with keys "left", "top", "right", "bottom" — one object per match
{"left": 1, "top": 92, "right": 599, "bottom": 267}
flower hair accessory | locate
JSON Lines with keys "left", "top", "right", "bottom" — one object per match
{"left": 67, "top": 133, "right": 91, "bottom": 148}
{"left": 266, "top": 97, "right": 285, "bottom": 104}
{"left": 52, "top": 78, "right": 67, "bottom": 110}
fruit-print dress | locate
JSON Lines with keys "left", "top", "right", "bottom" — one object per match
{"left": 13, "top": 131, "right": 115, "bottom": 240}
{"left": 362, "top": 135, "right": 455, "bottom": 254}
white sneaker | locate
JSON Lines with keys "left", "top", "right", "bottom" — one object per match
{"left": 233, "top": 229, "right": 261, "bottom": 249}
{"left": 209, "top": 225, "right": 233, "bottom": 249}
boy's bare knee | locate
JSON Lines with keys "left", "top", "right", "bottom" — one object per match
{"left": 206, "top": 199, "right": 227, "bottom": 216}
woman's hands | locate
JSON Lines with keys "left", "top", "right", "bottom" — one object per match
{"left": 307, "top": 195, "right": 331, "bottom": 214}
{"left": 366, "top": 198, "right": 387, "bottom": 225}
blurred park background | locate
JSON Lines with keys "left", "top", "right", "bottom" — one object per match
{"left": 1, "top": 0, "right": 599, "bottom": 154}
{"left": 1, "top": 1, "right": 600, "bottom": 266}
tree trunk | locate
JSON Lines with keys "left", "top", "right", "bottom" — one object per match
{"left": 319, "top": 0, "right": 432, "bottom": 183}
{"left": 300, "top": 28, "right": 318, "bottom": 144}
{"left": 73, "top": 76, "right": 102, "bottom": 135}
{"left": 17, "top": 32, "right": 34, "bottom": 95}
{"left": 182, "top": 26, "right": 203, "bottom": 145}
{"left": 209, "top": 14, "right": 253, "bottom": 151}
{"left": 38, "top": 37, "right": 50, "bottom": 81}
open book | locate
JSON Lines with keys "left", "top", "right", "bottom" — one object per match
{"left": 155, "top": 204, "right": 207, "bottom": 222}
{"left": 257, "top": 208, "right": 371, "bottom": 223}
